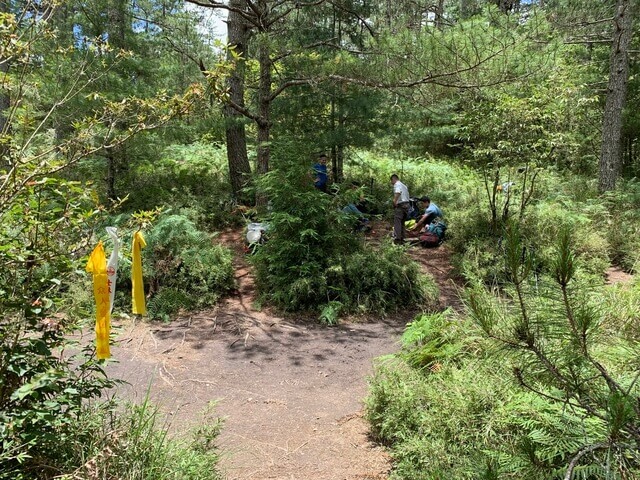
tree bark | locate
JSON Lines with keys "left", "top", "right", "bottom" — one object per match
{"left": 497, "top": 0, "right": 519, "bottom": 13}
{"left": 225, "top": 0, "right": 252, "bottom": 202}
{"left": 598, "top": 0, "right": 634, "bottom": 192}
{"left": 256, "top": 35, "right": 271, "bottom": 178}
{"left": 435, "top": 0, "right": 445, "bottom": 29}
{"left": 106, "top": 150, "right": 117, "bottom": 202}
{"left": 0, "top": 0, "right": 10, "bottom": 165}
{"left": 109, "top": 0, "right": 127, "bottom": 48}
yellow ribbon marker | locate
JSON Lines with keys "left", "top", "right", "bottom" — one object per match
{"left": 132, "top": 231, "right": 147, "bottom": 315}
{"left": 85, "top": 241, "right": 111, "bottom": 360}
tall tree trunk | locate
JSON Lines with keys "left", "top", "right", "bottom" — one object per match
{"left": 109, "top": 0, "right": 127, "bottom": 48}
{"left": 336, "top": 142, "right": 344, "bottom": 183}
{"left": 256, "top": 34, "right": 271, "bottom": 205}
{"left": 329, "top": 7, "right": 338, "bottom": 183}
{"left": 460, "top": 0, "right": 471, "bottom": 19}
{"left": 0, "top": 0, "right": 10, "bottom": 165}
{"left": 106, "top": 150, "right": 117, "bottom": 202}
{"left": 330, "top": 98, "right": 337, "bottom": 182}
{"left": 435, "top": 0, "right": 445, "bottom": 29}
{"left": 225, "top": 0, "right": 251, "bottom": 202}
{"left": 598, "top": 0, "right": 633, "bottom": 192}
{"left": 497, "top": 0, "right": 518, "bottom": 13}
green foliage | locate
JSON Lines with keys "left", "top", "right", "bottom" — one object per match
{"left": 252, "top": 165, "right": 437, "bottom": 318}
{"left": 602, "top": 179, "right": 640, "bottom": 273}
{"left": 0, "top": 3, "right": 227, "bottom": 478}
{"left": 601, "top": 279, "right": 640, "bottom": 342}
{"left": 66, "top": 399, "right": 222, "bottom": 480}
{"left": 0, "top": 177, "right": 116, "bottom": 477}
{"left": 114, "top": 213, "right": 235, "bottom": 321}
{"left": 398, "top": 310, "right": 466, "bottom": 371}
{"left": 366, "top": 346, "right": 517, "bottom": 479}
{"left": 0, "top": 336, "right": 115, "bottom": 479}
{"left": 450, "top": 169, "right": 615, "bottom": 284}
{"left": 112, "top": 142, "right": 240, "bottom": 229}
{"left": 3, "top": 397, "right": 222, "bottom": 480}
{"left": 367, "top": 226, "right": 640, "bottom": 479}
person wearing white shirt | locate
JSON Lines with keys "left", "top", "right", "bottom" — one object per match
{"left": 391, "top": 174, "right": 410, "bottom": 244}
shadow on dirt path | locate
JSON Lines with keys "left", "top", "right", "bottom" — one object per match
{"left": 106, "top": 226, "right": 463, "bottom": 480}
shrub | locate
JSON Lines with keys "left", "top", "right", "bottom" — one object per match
{"left": 0, "top": 177, "right": 120, "bottom": 478}
{"left": 603, "top": 179, "right": 640, "bottom": 272}
{"left": 2, "top": 397, "right": 223, "bottom": 480}
{"left": 366, "top": 226, "right": 640, "bottom": 479}
{"left": 0, "top": 334, "right": 116, "bottom": 479}
{"left": 450, "top": 171, "right": 613, "bottom": 284}
{"left": 366, "top": 337, "right": 516, "bottom": 479}
{"left": 252, "top": 165, "right": 437, "bottom": 318}
{"left": 112, "top": 213, "right": 235, "bottom": 321}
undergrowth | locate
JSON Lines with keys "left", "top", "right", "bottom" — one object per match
{"left": 252, "top": 164, "right": 438, "bottom": 321}
{"left": 106, "top": 213, "right": 235, "bottom": 321}
{"left": 2, "top": 397, "right": 223, "bottom": 480}
{"left": 366, "top": 228, "right": 640, "bottom": 479}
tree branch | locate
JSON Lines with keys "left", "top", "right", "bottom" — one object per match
{"left": 185, "top": 0, "right": 262, "bottom": 28}
{"left": 328, "top": 0, "right": 376, "bottom": 38}
{"left": 226, "top": 97, "right": 263, "bottom": 124}
{"left": 564, "top": 443, "right": 609, "bottom": 480}
{"left": 268, "top": 79, "right": 312, "bottom": 101}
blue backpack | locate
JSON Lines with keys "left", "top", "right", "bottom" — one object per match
{"left": 428, "top": 220, "right": 447, "bottom": 240}
{"left": 420, "top": 220, "right": 447, "bottom": 248}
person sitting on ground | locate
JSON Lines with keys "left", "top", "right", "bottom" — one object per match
{"left": 313, "top": 153, "right": 329, "bottom": 192}
{"left": 412, "top": 196, "right": 443, "bottom": 232}
{"left": 341, "top": 182, "right": 371, "bottom": 231}
{"left": 348, "top": 181, "right": 371, "bottom": 214}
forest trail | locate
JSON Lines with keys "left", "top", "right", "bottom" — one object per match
{"left": 105, "top": 226, "right": 462, "bottom": 480}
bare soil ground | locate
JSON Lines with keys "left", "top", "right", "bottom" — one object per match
{"left": 104, "top": 224, "right": 462, "bottom": 480}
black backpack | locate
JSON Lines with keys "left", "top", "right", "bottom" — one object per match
{"left": 407, "top": 197, "right": 422, "bottom": 220}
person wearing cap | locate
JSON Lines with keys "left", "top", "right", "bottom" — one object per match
{"left": 390, "top": 174, "right": 410, "bottom": 244}
{"left": 412, "top": 196, "right": 443, "bottom": 232}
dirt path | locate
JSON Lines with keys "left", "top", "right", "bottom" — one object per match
{"left": 105, "top": 227, "right": 462, "bottom": 480}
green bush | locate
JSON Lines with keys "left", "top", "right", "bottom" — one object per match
{"left": 366, "top": 333, "right": 516, "bottom": 479}
{"left": 0, "top": 334, "right": 116, "bottom": 479}
{"left": 143, "top": 214, "right": 234, "bottom": 320}
{"left": 112, "top": 213, "right": 235, "bottom": 321}
{"left": 449, "top": 170, "right": 614, "bottom": 284}
{"left": 2, "top": 397, "right": 223, "bottom": 480}
{"left": 111, "top": 142, "right": 241, "bottom": 229}
{"left": 0, "top": 178, "right": 119, "bottom": 478}
{"left": 366, "top": 227, "right": 640, "bottom": 479}
{"left": 604, "top": 179, "right": 640, "bottom": 272}
{"left": 252, "top": 165, "right": 437, "bottom": 319}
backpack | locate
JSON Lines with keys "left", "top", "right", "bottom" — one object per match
{"left": 420, "top": 220, "right": 447, "bottom": 248}
{"left": 419, "top": 232, "right": 441, "bottom": 248}
{"left": 428, "top": 220, "right": 447, "bottom": 240}
{"left": 407, "top": 197, "right": 421, "bottom": 220}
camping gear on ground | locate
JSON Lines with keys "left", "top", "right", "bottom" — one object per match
{"left": 419, "top": 220, "right": 447, "bottom": 248}
{"left": 246, "top": 222, "right": 269, "bottom": 245}
{"left": 407, "top": 197, "right": 422, "bottom": 221}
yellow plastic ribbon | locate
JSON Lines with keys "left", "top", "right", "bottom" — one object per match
{"left": 132, "top": 231, "right": 147, "bottom": 315}
{"left": 85, "top": 241, "right": 111, "bottom": 360}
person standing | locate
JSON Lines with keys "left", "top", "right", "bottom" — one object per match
{"left": 313, "top": 153, "right": 328, "bottom": 192}
{"left": 390, "top": 174, "right": 410, "bottom": 244}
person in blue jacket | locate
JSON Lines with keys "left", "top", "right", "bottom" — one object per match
{"left": 313, "top": 153, "right": 328, "bottom": 192}
{"left": 412, "top": 196, "right": 443, "bottom": 232}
